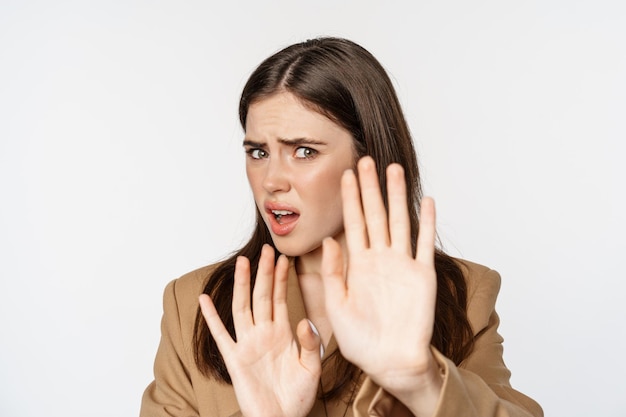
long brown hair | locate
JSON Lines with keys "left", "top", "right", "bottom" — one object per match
{"left": 193, "top": 37, "right": 474, "bottom": 400}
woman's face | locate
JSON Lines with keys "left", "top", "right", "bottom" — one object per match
{"left": 244, "top": 92, "right": 356, "bottom": 257}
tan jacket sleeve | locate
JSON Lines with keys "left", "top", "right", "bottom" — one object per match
{"left": 140, "top": 279, "right": 200, "bottom": 417}
{"left": 357, "top": 266, "right": 543, "bottom": 417}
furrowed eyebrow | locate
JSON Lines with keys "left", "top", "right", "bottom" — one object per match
{"left": 277, "top": 137, "right": 326, "bottom": 146}
{"left": 242, "top": 139, "right": 265, "bottom": 147}
{"left": 242, "top": 137, "right": 327, "bottom": 147}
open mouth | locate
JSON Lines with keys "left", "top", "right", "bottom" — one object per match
{"left": 265, "top": 203, "right": 300, "bottom": 236}
{"left": 272, "top": 209, "right": 297, "bottom": 225}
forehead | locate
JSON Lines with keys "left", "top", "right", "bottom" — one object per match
{"left": 245, "top": 92, "right": 348, "bottom": 140}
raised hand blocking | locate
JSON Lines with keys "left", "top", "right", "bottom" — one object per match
{"left": 199, "top": 245, "right": 322, "bottom": 417}
{"left": 321, "top": 156, "right": 442, "bottom": 413}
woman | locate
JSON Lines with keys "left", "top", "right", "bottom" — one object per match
{"left": 140, "top": 37, "right": 543, "bottom": 417}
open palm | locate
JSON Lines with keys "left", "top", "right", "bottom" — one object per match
{"left": 321, "top": 157, "right": 438, "bottom": 394}
{"left": 200, "top": 245, "right": 322, "bottom": 417}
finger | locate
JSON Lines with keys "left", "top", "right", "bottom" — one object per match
{"left": 341, "top": 169, "right": 368, "bottom": 252}
{"left": 199, "top": 294, "right": 235, "bottom": 353}
{"left": 321, "top": 237, "right": 347, "bottom": 307}
{"left": 272, "top": 254, "right": 290, "bottom": 323}
{"left": 251, "top": 244, "right": 275, "bottom": 323}
{"left": 387, "top": 163, "right": 412, "bottom": 255}
{"left": 416, "top": 197, "right": 436, "bottom": 267}
{"left": 296, "top": 319, "right": 323, "bottom": 375}
{"left": 357, "top": 156, "right": 390, "bottom": 248}
{"left": 232, "top": 256, "right": 253, "bottom": 334}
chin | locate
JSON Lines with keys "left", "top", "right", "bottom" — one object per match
{"left": 271, "top": 238, "right": 322, "bottom": 258}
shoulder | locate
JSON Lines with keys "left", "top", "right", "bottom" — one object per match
{"left": 454, "top": 258, "right": 501, "bottom": 297}
{"left": 160, "top": 263, "right": 224, "bottom": 334}
{"left": 164, "top": 263, "right": 220, "bottom": 302}
{"left": 453, "top": 258, "right": 502, "bottom": 333}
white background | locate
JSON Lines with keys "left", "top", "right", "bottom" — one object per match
{"left": 1, "top": 1, "right": 625, "bottom": 416}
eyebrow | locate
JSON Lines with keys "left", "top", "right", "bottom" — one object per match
{"left": 242, "top": 137, "right": 327, "bottom": 147}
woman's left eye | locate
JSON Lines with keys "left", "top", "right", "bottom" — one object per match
{"left": 294, "top": 147, "right": 318, "bottom": 159}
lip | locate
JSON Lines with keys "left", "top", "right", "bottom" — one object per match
{"left": 264, "top": 201, "right": 300, "bottom": 236}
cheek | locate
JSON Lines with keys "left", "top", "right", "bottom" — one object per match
{"left": 300, "top": 167, "right": 346, "bottom": 207}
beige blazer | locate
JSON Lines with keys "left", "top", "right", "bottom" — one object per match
{"left": 140, "top": 259, "right": 543, "bottom": 417}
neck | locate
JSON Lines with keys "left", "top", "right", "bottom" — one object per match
{"left": 295, "top": 232, "right": 347, "bottom": 275}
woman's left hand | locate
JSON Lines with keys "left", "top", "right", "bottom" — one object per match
{"left": 321, "top": 156, "right": 443, "bottom": 415}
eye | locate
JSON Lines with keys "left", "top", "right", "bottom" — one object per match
{"left": 294, "top": 147, "right": 318, "bottom": 159}
{"left": 246, "top": 148, "right": 268, "bottom": 160}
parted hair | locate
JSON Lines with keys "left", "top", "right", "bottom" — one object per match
{"left": 193, "top": 37, "right": 474, "bottom": 400}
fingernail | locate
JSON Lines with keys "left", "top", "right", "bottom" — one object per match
{"left": 307, "top": 319, "right": 319, "bottom": 336}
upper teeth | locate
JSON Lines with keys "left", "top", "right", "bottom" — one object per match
{"left": 272, "top": 210, "right": 293, "bottom": 216}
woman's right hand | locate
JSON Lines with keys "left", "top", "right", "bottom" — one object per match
{"left": 199, "top": 244, "right": 322, "bottom": 417}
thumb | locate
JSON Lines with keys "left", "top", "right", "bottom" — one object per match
{"left": 296, "top": 318, "right": 323, "bottom": 375}
{"left": 321, "top": 237, "right": 347, "bottom": 308}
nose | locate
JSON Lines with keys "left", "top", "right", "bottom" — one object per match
{"left": 262, "top": 156, "right": 290, "bottom": 194}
